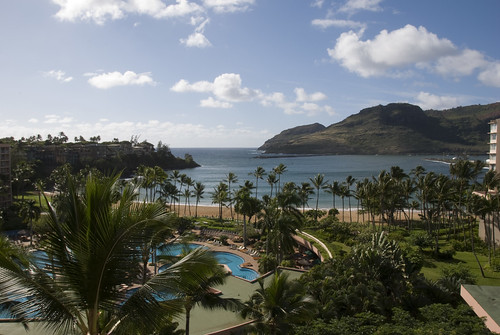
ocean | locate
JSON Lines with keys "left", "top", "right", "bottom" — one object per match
{"left": 167, "top": 148, "right": 486, "bottom": 209}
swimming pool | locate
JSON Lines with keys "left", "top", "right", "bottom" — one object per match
{"left": 214, "top": 252, "right": 259, "bottom": 281}
{"left": 158, "top": 243, "right": 259, "bottom": 281}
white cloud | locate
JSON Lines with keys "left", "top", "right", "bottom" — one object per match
{"left": 294, "top": 88, "right": 327, "bottom": 102}
{"left": 328, "top": 25, "right": 456, "bottom": 77}
{"left": 339, "top": 0, "right": 383, "bottom": 13}
{"left": 51, "top": 0, "right": 203, "bottom": 24}
{"left": 434, "top": 49, "right": 487, "bottom": 77}
{"left": 312, "top": 18, "right": 365, "bottom": 30}
{"left": 28, "top": 118, "right": 39, "bottom": 123}
{"left": 87, "top": 71, "right": 156, "bottom": 89}
{"left": 180, "top": 32, "right": 212, "bottom": 47}
{"left": 202, "top": 0, "right": 255, "bottom": 13}
{"left": 42, "top": 70, "right": 73, "bottom": 82}
{"left": 171, "top": 73, "right": 260, "bottom": 102}
{"left": 171, "top": 79, "right": 213, "bottom": 93}
{"left": 311, "top": 0, "right": 324, "bottom": 8}
{"left": 414, "top": 92, "right": 461, "bottom": 110}
{"left": 43, "top": 114, "right": 74, "bottom": 124}
{"left": 172, "top": 74, "right": 333, "bottom": 116}
{"left": 200, "top": 97, "right": 233, "bottom": 108}
{"left": 478, "top": 62, "right": 500, "bottom": 88}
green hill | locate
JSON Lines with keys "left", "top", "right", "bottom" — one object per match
{"left": 259, "top": 102, "right": 500, "bottom": 155}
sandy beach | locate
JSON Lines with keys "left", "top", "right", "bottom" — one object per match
{"left": 170, "top": 204, "right": 420, "bottom": 223}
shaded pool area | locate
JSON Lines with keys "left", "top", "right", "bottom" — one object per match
{"left": 159, "top": 243, "right": 259, "bottom": 281}
{"left": 214, "top": 252, "right": 258, "bottom": 281}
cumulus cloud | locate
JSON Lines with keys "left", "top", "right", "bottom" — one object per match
{"left": 172, "top": 73, "right": 334, "bottom": 117}
{"left": 328, "top": 24, "right": 456, "bottom": 77}
{"left": 180, "top": 32, "right": 212, "bottom": 47}
{"left": 51, "top": 0, "right": 203, "bottom": 24}
{"left": 171, "top": 73, "right": 260, "bottom": 102}
{"left": 294, "top": 88, "right": 327, "bottom": 102}
{"left": 87, "top": 71, "right": 156, "bottom": 89}
{"left": 42, "top": 70, "right": 73, "bottom": 82}
{"left": 202, "top": 0, "right": 255, "bottom": 13}
{"left": 414, "top": 92, "right": 461, "bottom": 110}
{"left": 478, "top": 62, "right": 500, "bottom": 87}
{"left": 434, "top": 49, "right": 487, "bottom": 77}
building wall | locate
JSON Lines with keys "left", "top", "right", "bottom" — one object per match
{"left": 488, "top": 119, "right": 500, "bottom": 171}
{"left": 0, "top": 144, "right": 12, "bottom": 209}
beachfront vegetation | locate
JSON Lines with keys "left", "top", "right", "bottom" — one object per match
{"left": 1, "top": 157, "right": 500, "bottom": 334}
{"left": 0, "top": 172, "right": 234, "bottom": 335}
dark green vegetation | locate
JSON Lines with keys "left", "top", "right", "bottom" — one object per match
{"left": 2, "top": 158, "right": 500, "bottom": 334}
{"left": 0, "top": 173, "right": 236, "bottom": 335}
{"left": 0, "top": 134, "right": 199, "bottom": 180}
{"left": 259, "top": 102, "right": 500, "bottom": 155}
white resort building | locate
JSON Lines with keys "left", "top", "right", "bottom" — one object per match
{"left": 488, "top": 119, "right": 499, "bottom": 171}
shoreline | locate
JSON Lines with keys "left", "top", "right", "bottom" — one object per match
{"left": 171, "top": 204, "right": 421, "bottom": 223}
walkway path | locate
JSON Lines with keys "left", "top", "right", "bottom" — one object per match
{"left": 299, "top": 231, "right": 333, "bottom": 259}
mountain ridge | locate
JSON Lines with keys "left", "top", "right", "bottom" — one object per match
{"left": 259, "top": 102, "right": 500, "bottom": 155}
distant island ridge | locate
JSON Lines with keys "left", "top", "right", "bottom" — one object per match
{"left": 258, "top": 102, "right": 500, "bottom": 155}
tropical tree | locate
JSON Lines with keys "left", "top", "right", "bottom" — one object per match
{"left": 157, "top": 181, "right": 179, "bottom": 211}
{"left": 323, "top": 181, "right": 341, "bottom": 212}
{"left": 12, "top": 161, "right": 35, "bottom": 201}
{"left": 0, "top": 173, "right": 224, "bottom": 335}
{"left": 345, "top": 175, "right": 356, "bottom": 223}
{"left": 18, "top": 199, "right": 41, "bottom": 246}
{"left": 224, "top": 172, "right": 238, "bottom": 219}
{"left": 297, "top": 182, "right": 314, "bottom": 213}
{"left": 234, "top": 186, "right": 261, "bottom": 248}
{"left": 273, "top": 163, "right": 287, "bottom": 193}
{"left": 241, "top": 272, "right": 315, "bottom": 334}
{"left": 266, "top": 173, "right": 278, "bottom": 198}
{"left": 173, "top": 250, "right": 240, "bottom": 335}
{"left": 310, "top": 174, "right": 327, "bottom": 222}
{"left": 193, "top": 182, "right": 205, "bottom": 218}
{"left": 211, "top": 182, "right": 229, "bottom": 222}
{"left": 251, "top": 166, "right": 266, "bottom": 199}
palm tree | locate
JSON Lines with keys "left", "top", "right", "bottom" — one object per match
{"left": 170, "top": 170, "right": 181, "bottom": 211}
{"left": 234, "top": 186, "right": 261, "bottom": 248}
{"left": 297, "top": 182, "right": 314, "bottom": 213}
{"left": 241, "top": 272, "right": 315, "bottom": 334}
{"left": 250, "top": 167, "right": 266, "bottom": 199}
{"left": 18, "top": 199, "right": 41, "bottom": 246}
{"left": 211, "top": 182, "right": 229, "bottom": 222}
{"left": 157, "top": 181, "right": 179, "bottom": 211}
{"left": 173, "top": 250, "right": 240, "bottom": 335}
{"left": 309, "top": 174, "right": 327, "bottom": 222}
{"left": 273, "top": 163, "right": 287, "bottom": 193}
{"left": 224, "top": 172, "right": 238, "bottom": 219}
{"left": 345, "top": 175, "right": 356, "bottom": 223}
{"left": 266, "top": 172, "right": 278, "bottom": 198}
{"left": 0, "top": 172, "right": 225, "bottom": 335}
{"left": 323, "top": 180, "right": 341, "bottom": 212}
{"left": 193, "top": 182, "right": 205, "bottom": 218}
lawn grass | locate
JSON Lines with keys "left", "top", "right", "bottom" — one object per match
{"left": 421, "top": 251, "right": 500, "bottom": 286}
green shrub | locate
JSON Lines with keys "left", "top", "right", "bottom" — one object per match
{"left": 437, "top": 246, "right": 456, "bottom": 260}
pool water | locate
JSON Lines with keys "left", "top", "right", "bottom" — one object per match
{"left": 214, "top": 252, "right": 259, "bottom": 281}
{"left": 158, "top": 243, "right": 259, "bottom": 281}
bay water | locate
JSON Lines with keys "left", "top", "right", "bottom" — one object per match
{"left": 168, "top": 148, "right": 486, "bottom": 209}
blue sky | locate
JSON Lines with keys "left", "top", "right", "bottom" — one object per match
{"left": 1, "top": 0, "right": 499, "bottom": 147}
